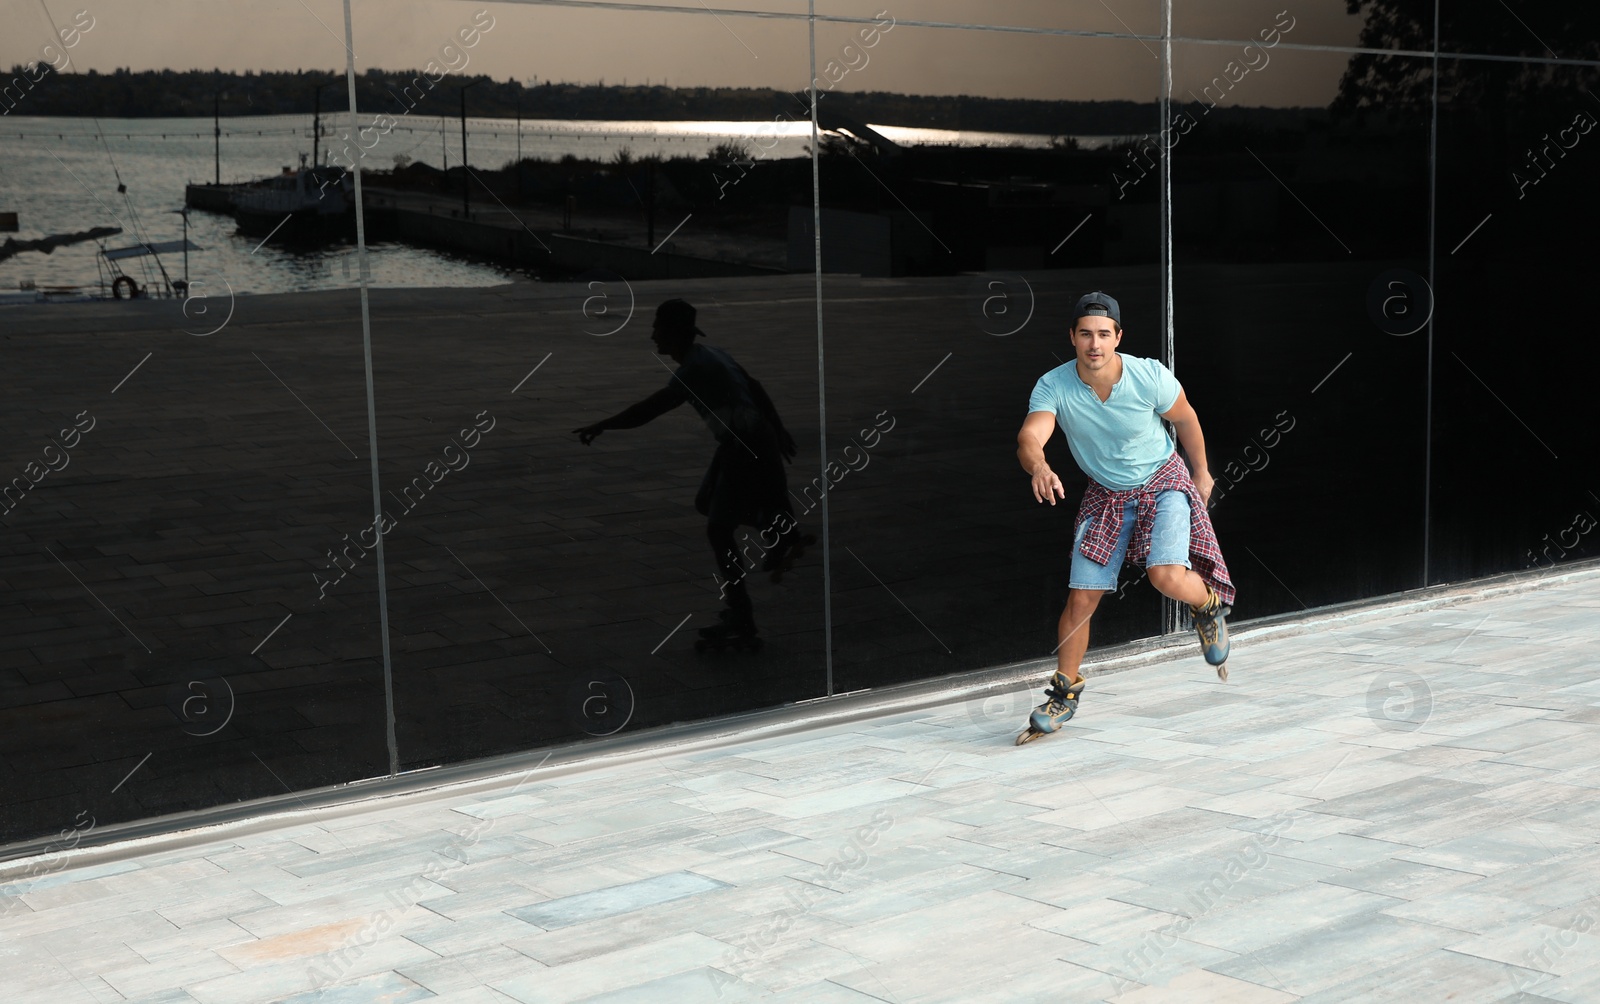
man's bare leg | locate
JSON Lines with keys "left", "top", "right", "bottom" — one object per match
{"left": 1056, "top": 588, "right": 1104, "bottom": 683}
{"left": 1149, "top": 563, "right": 1231, "bottom": 673}
{"left": 1146, "top": 564, "right": 1210, "bottom": 607}
{"left": 1017, "top": 588, "right": 1105, "bottom": 742}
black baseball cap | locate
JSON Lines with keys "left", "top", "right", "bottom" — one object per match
{"left": 1072, "top": 290, "right": 1121, "bottom": 327}
{"left": 653, "top": 298, "right": 703, "bottom": 336}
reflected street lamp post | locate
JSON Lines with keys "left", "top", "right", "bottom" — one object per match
{"left": 457, "top": 80, "right": 480, "bottom": 217}
{"left": 311, "top": 80, "right": 340, "bottom": 168}
{"left": 212, "top": 85, "right": 220, "bottom": 185}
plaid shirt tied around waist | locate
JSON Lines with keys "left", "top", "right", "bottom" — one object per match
{"left": 1074, "top": 451, "right": 1236, "bottom": 607}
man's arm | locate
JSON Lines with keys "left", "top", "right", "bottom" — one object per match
{"left": 1017, "top": 410, "right": 1065, "bottom": 505}
{"left": 574, "top": 385, "right": 686, "bottom": 444}
{"left": 1159, "top": 388, "right": 1215, "bottom": 505}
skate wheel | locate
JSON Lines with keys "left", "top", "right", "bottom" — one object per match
{"left": 1216, "top": 663, "right": 1228, "bottom": 682}
{"left": 1016, "top": 728, "right": 1044, "bottom": 746}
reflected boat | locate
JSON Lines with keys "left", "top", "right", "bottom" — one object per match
{"left": 185, "top": 154, "right": 355, "bottom": 244}
{"left": 228, "top": 159, "right": 355, "bottom": 242}
{"left": 95, "top": 237, "right": 204, "bottom": 300}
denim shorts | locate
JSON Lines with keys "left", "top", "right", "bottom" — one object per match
{"left": 1069, "top": 490, "right": 1192, "bottom": 591}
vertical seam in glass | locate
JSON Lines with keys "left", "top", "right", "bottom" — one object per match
{"left": 341, "top": 0, "right": 400, "bottom": 776}
{"left": 1160, "top": 0, "right": 1179, "bottom": 636}
{"left": 1162, "top": 0, "right": 1174, "bottom": 377}
{"left": 1424, "top": 0, "right": 1439, "bottom": 588}
{"left": 809, "top": 0, "right": 833, "bottom": 696}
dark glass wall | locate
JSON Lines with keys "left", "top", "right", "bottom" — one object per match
{"left": 2, "top": 0, "right": 1597, "bottom": 850}
{"left": 809, "top": 17, "right": 1168, "bottom": 692}
{"left": 373, "top": 8, "right": 831, "bottom": 769}
{"left": 1171, "top": 39, "right": 1434, "bottom": 615}
{"left": 0, "top": 290, "right": 393, "bottom": 847}
{"left": 1432, "top": 52, "right": 1600, "bottom": 579}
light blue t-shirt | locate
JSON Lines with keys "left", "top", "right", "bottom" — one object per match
{"left": 1028, "top": 354, "right": 1182, "bottom": 490}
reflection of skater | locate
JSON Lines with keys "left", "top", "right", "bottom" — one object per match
{"left": 573, "top": 298, "right": 811, "bottom": 652}
{"left": 1014, "top": 291, "right": 1235, "bottom": 744}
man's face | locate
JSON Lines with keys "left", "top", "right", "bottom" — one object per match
{"left": 1071, "top": 315, "right": 1121, "bottom": 372}
{"left": 650, "top": 322, "right": 691, "bottom": 357}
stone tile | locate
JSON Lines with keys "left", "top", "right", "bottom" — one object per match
{"left": 507, "top": 890, "right": 753, "bottom": 970}
{"left": 1192, "top": 788, "right": 1327, "bottom": 819}
{"left": 21, "top": 910, "right": 179, "bottom": 972}
{"left": 186, "top": 933, "right": 441, "bottom": 1004}
{"left": 1445, "top": 910, "right": 1600, "bottom": 979}
{"left": 276, "top": 969, "right": 436, "bottom": 1003}
{"left": 1107, "top": 968, "right": 1296, "bottom": 1003}
{"left": 1395, "top": 825, "right": 1595, "bottom": 877}
{"left": 415, "top": 880, "right": 549, "bottom": 922}
{"left": 1026, "top": 784, "right": 1201, "bottom": 832}
{"left": 1025, "top": 897, "right": 1186, "bottom": 946}
{"left": 125, "top": 991, "right": 204, "bottom": 1004}
{"left": 233, "top": 877, "right": 460, "bottom": 934}
{"left": 572, "top": 966, "right": 757, "bottom": 1002}
{"left": 8, "top": 978, "right": 125, "bottom": 1004}
{"left": 492, "top": 932, "right": 731, "bottom": 1003}
{"left": 99, "top": 952, "right": 243, "bottom": 1000}
{"left": 1308, "top": 777, "right": 1490, "bottom": 824}
{"left": 1178, "top": 882, "right": 1400, "bottom": 954}
{"left": 829, "top": 954, "right": 1123, "bottom": 1003}
{"left": 505, "top": 870, "right": 729, "bottom": 930}
{"left": 1381, "top": 889, "right": 1556, "bottom": 937}
{"left": 1320, "top": 858, "right": 1486, "bottom": 901}
{"left": 1000, "top": 870, "right": 1150, "bottom": 912}
{"left": 711, "top": 932, "right": 883, "bottom": 996}
{"left": 1204, "top": 913, "right": 1468, "bottom": 998}
{"left": 3, "top": 860, "right": 143, "bottom": 903}
{"left": 422, "top": 989, "right": 522, "bottom": 1004}
{"left": 1064, "top": 933, "right": 1239, "bottom": 991}
{"left": 1437, "top": 720, "right": 1593, "bottom": 754}
{"left": 1527, "top": 960, "right": 1600, "bottom": 1004}
{"left": 763, "top": 981, "right": 893, "bottom": 1002}
{"left": 1297, "top": 946, "right": 1547, "bottom": 1003}
{"left": 813, "top": 888, "right": 1069, "bottom": 966}
{"left": 397, "top": 944, "right": 543, "bottom": 995}
{"left": 1270, "top": 832, "right": 1416, "bottom": 869}
{"left": 684, "top": 848, "right": 811, "bottom": 887}
{"left": 400, "top": 910, "right": 546, "bottom": 957}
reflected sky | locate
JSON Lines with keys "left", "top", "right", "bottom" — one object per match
{"left": 1, "top": 0, "right": 1384, "bottom": 107}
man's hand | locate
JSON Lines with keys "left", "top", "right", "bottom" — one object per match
{"left": 573, "top": 423, "right": 604, "bottom": 445}
{"left": 1031, "top": 464, "right": 1065, "bottom": 505}
{"left": 1193, "top": 468, "right": 1214, "bottom": 507}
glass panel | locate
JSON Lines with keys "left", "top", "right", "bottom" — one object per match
{"left": 1171, "top": 41, "right": 1433, "bottom": 615}
{"left": 536, "top": 0, "right": 804, "bottom": 11}
{"left": 1439, "top": 2, "right": 1596, "bottom": 59}
{"left": 1175, "top": 2, "right": 1408, "bottom": 51}
{"left": 369, "top": 1, "right": 828, "bottom": 769}
{"left": 1432, "top": 56, "right": 1600, "bottom": 579}
{"left": 0, "top": 9, "right": 393, "bottom": 846}
{"left": 810, "top": 18, "right": 1168, "bottom": 694}
{"left": 817, "top": 0, "right": 1162, "bottom": 35}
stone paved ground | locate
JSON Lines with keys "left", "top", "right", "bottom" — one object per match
{"left": 2, "top": 564, "right": 1597, "bottom": 1003}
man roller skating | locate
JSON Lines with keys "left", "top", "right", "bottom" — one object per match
{"left": 1013, "top": 291, "right": 1235, "bottom": 745}
{"left": 573, "top": 299, "right": 810, "bottom": 653}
